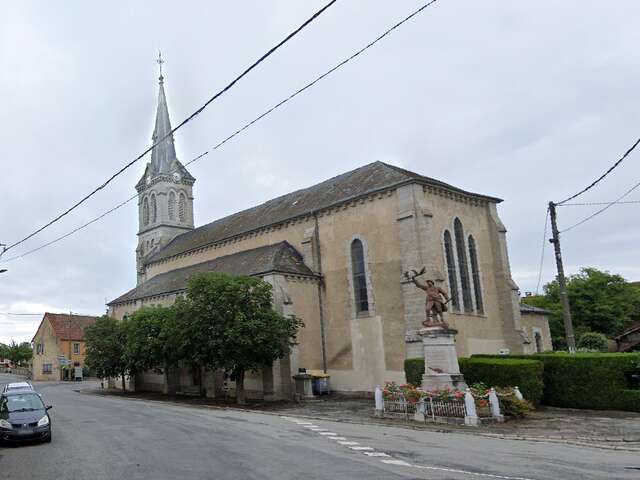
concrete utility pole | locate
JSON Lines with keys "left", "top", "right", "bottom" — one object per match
{"left": 548, "top": 201, "right": 576, "bottom": 353}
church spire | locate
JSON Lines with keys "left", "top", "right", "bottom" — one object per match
{"left": 150, "top": 51, "right": 177, "bottom": 175}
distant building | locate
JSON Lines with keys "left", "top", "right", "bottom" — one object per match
{"left": 615, "top": 322, "right": 640, "bottom": 352}
{"left": 519, "top": 304, "right": 553, "bottom": 353}
{"left": 31, "top": 313, "right": 98, "bottom": 381}
{"left": 108, "top": 66, "right": 552, "bottom": 397}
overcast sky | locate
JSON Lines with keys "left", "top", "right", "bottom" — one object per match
{"left": 1, "top": 1, "right": 639, "bottom": 344}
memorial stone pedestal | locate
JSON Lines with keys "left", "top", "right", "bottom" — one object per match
{"left": 420, "top": 327, "right": 467, "bottom": 391}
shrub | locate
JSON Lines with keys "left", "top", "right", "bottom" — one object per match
{"left": 470, "top": 352, "right": 640, "bottom": 412}
{"left": 536, "top": 353, "right": 640, "bottom": 412}
{"left": 577, "top": 332, "right": 608, "bottom": 352}
{"left": 404, "top": 358, "right": 425, "bottom": 387}
{"left": 459, "top": 357, "right": 544, "bottom": 405}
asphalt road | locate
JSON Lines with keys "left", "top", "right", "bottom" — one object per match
{"left": 0, "top": 373, "right": 637, "bottom": 480}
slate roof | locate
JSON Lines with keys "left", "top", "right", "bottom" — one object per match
{"left": 520, "top": 303, "right": 551, "bottom": 315}
{"left": 32, "top": 313, "right": 99, "bottom": 342}
{"left": 147, "top": 161, "right": 502, "bottom": 264}
{"left": 109, "top": 241, "right": 315, "bottom": 305}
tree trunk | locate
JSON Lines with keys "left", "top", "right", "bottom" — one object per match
{"left": 235, "top": 369, "right": 246, "bottom": 405}
{"left": 121, "top": 370, "right": 126, "bottom": 393}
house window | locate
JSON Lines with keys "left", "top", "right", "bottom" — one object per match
{"left": 468, "top": 235, "right": 484, "bottom": 314}
{"left": 178, "top": 192, "right": 187, "bottom": 222}
{"left": 150, "top": 194, "right": 157, "bottom": 223}
{"left": 168, "top": 191, "right": 176, "bottom": 220}
{"left": 534, "top": 330, "right": 543, "bottom": 353}
{"left": 351, "top": 239, "right": 369, "bottom": 314}
{"left": 443, "top": 230, "right": 460, "bottom": 311}
{"left": 73, "top": 343, "right": 80, "bottom": 355}
{"left": 43, "top": 363, "right": 52, "bottom": 374}
{"left": 454, "top": 218, "right": 473, "bottom": 312}
{"left": 142, "top": 197, "right": 149, "bottom": 225}
{"left": 36, "top": 343, "right": 44, "bottom": 355}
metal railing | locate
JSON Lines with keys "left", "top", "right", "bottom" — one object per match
{"left": 422, "top": 397, "right": 466, "bottom": 420}
{"left": 382, "top": 396, "right": 418, "bottom": 420}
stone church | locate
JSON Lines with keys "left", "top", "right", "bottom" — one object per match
{"left": 108, "top": 71, "right": 551, "bottom": 398}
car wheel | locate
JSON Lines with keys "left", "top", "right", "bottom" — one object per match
{"left": 43, "top": 433, "right": 52, "bottom": 444}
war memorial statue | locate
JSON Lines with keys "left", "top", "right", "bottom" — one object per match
{"left": 404, "top": 267, "right": 466, "bottom": 391}
{"left": 404, "top": 268, "right": 451, "bottom": 329}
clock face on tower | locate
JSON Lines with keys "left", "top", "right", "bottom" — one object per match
{"left": 146, "top": 174, "right": 152, "bottom": 185}
{"left": 173, "top": 172, "right": 181, "bottom": 182}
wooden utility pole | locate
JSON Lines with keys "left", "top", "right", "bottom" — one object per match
{"left": 548, "top": 201, "right": 576, "bottom": 353}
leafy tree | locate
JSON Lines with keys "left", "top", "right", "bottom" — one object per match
{"left": 176, "top": 273, "right": 303, "bottom": 404}
{"left": 123, "top": 307, "right": 182, "bottom": 378}
{"left": 524, "top": 268, "right": 640, "bottom": 347}
{"left": 6, "top": 341, "right": 33, "bottom": 365}
{"left": 577, "top": 332, "right": 608, "bottom": 352}
{"left": 0, "top": 343, "right": 9, "bottom": 361}
{"left": 84, "top": 316, "right": 128, "bottom": 391}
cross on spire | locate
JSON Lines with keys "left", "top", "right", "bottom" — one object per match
{"left": 157, "top": 50, "right": 165, "bottom": 83}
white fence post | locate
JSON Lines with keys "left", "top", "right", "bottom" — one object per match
{"left": 514, "top": 386, "right": 524, "bottom": 400}
{"left": 489, "top": 387, "right": 504, "bottom": 422}
{"left": 464, "top": 388, "right": 479, "bottom": 426}
{"left": 374, "top": 385, "right": 384, "bottom": 417}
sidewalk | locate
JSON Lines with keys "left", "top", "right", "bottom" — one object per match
{"left": 84, "top": 388, "right": 640, "bottom": 451}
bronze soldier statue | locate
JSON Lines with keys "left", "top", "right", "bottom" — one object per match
{"left": 404, "top": 268, "right": 450, "bottom": 328}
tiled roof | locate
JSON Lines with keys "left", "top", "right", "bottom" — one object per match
{"left": 147, "top": 161, "right": 502, "bottom": 264}
{"left": 520, "top": 303, "right": 551, "bottom": 314}
{"left": 38, "top": 313, "right": 98, "bottom": 341}
{"left": 109, "top": 241, "right": 315, "bottom": 305}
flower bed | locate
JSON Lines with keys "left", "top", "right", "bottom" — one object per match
{"left": 381, "top": 381, "right": 534, "bottom": 420}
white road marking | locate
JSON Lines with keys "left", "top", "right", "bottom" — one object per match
{"left": 310, "top": 428, "right": 327, "bottom": 431}
{"left": 328, "top": 437, "right": 347, "bottom": 441}
{"left": 381, "top": 459, "right": 411, "bottom": 467}
{"left": 349, "top": 446, "right": 374, "bottom": 451}
{"left": 303, "top": 425, "right": 318, "bottom": 428}
{"left": 363, "top": 452, "right": 390, "bottom": 457}
{"left": 338, "top": 441, "right": 359, "bottom": 446}
{"left": 318, "top": 432, "right": 337, "bottom": 436}
{"left": 413, "top": 464, "right": 538, "bottom": 480}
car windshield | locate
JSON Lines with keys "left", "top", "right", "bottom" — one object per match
{"left": 0, "top": 393, "right": 44, "bottom": 413}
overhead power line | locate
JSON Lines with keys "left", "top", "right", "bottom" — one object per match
{"left": 2, "top": 0, "right": 337, "bottom": 254}
{"left": 534, "top": 207, "right": 549, "bottom": 295}
{"left": 1, "top": 0, "right": 441, "bottom": 264}
{"left": 558, "top": 199, "right": 640, "bottom": 206}
{"left": 557, "top": 135, "right": 640, "bottom": 205}
{"left": 560, "top": 177, "right": 640, "bottom": 233}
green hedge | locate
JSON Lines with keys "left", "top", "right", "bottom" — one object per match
{"left": 470, "top": 352, "right": 640, "bottom": 412}
{"left": 535, "top": 353, "right": 640, "bottom": 411}
{"left": 458, "top": 357, "right": 544, "bottom": 405}
{"left": 404, "top": 358, "right": 425, "bottom": 387}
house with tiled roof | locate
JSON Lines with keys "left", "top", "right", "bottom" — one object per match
{"left": 31, "top": 313, "right": 98, "bottom": 381}
{"left": 108, "top": 69, "right": 551, "bottom": 398}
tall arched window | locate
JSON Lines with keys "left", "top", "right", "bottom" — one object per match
{"left": 142, "top": 197, "right": 149, "bottom": 226}
{"left": 178, "top": 192, "right": 187, "bottom": 222}
{"left": 168, "top": 192, "right": 176, "bottom": 220}
{"left": 468, "top": 235, "right": 484, "bottom": 314}
{"left": 443, "top": 230, "right": 460, "bottom": 311}
{"left": 150, "top": 194, "right": 157, "bottom": 223}
{"left": 351, "top": 239, "right": 369, "bottom": 314}
{"left": 454, "top": 218, "right": 473, "bottom": 312}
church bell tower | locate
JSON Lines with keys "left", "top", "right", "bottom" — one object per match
{"left": 135, "top": 53, "right": 195, "bottom": 283}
